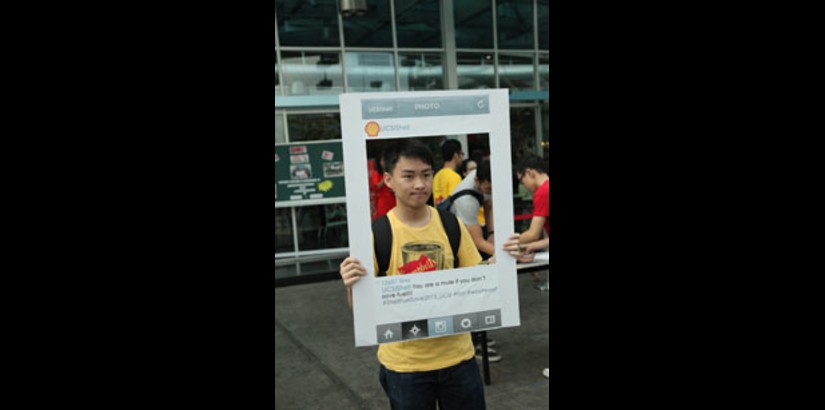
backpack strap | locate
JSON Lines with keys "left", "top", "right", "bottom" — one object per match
{"left": 450, "top": 189, "right": 484, "bottom": 206}
{"left": 436, "top": 208, "right": 461, "bottom": 268}
{"left": 438, "top": 189, "right": 484, "bottom": 213}
{"left": 372, "top": 215, "right": 392, "bottom": 277}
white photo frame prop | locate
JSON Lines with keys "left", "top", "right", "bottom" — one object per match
{"left": 340, "top": 89, "right": 518, "bottom": 347}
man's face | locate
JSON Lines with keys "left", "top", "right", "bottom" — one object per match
{"left": 385, "top": 156, "right": 433, "bottom": 209}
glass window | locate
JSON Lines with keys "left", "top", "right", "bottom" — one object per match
{"left": 398, "top": 52, "right": 443, "bottom": 91}
{"left": 276, "top": 111, "right": 286, "bottom": 143}
{"left": 275, "top": 51, "right": 282, "bottom": 96}
{"left": 498, "top": 53, "right": 534, "bottom": 91}
{"left": 538, "top": 0, "right": 549, "bottom": 50}
{"left": 275, "top": 207, "right": 294, "bottom": 254}
{"left": 295, "top": 204, "right": 349, "bottom": 251}
{"left": 496, "top": 0, "right": 534, "bottom": 49}
{"left": 454, "top": 0, "right": 493, "bottom": 49}
{"left": 343, "top": 0, "right": 393, "bottom": 47}
{"left": 345, "top": 52, "right": 396, "bottom": 92}
{"left": 538, "top": 54, "right": 548, "bottom": 90}
{"left": 287, "top": 112, "right": 342, "bottom": 142}
{"left": 280, "top": 51, "right": 344, "bottom": 96}
{"left": 541, "top": 104, "right": 549, "bottom": 157}
{"left": 509, "top": 106, "right": 538, "bottom": 166}
{"left": 395, "top": 0, "right": 441, "bottom": 48}
{"left": 456, "top": 52, "right": 496, "bottom": 89}
{"left": 276, "top": 0, "right": 340, "bottom": 47}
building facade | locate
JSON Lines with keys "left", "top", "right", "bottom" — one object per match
{"left": 275, "top": 0, "right": 549, "bottom": 280}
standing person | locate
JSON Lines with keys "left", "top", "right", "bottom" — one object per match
{"left": 502, "top": 153, "right": 551, "bottom": 379}
{"left": 339, "top": 138, "right": 487, "bottom": 409}
{"left": 446, "top": 160, "right": 495, "bottom": 258}
{"left": 432, "top": 139, "right": 464, "bottom": 206}
{"left": 369, "top": 154, "right": 396, "bottom": 220}
{"left": 456, "top": 158, "right": 486, "bottom": 229}
{"left": 513, "top": 155, "right": 549, "bottom": 245}
{"left": 444, "top": 160, "right": 503, "bottom": 363}
{"left": 369, "top": 159, "right": 378, "bottom": 218}
{"left": 511, "top": 155, "right": 549, "bottom": 289}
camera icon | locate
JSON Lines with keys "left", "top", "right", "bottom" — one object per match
{"left": 435, "top": 320, "right": 447, "bottom": 333}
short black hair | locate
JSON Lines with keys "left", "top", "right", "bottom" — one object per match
{"left": 382, "top": 138, "right": 434, "bottom": 174}
{"left": 476, "top": 160, "right": 492, "bottom": 183}
{"left": 457, "top": 158, "right": 476, "bottom": 176}
{"left": 515, "top": 155, "right": 548, "bottom": 176}
{"left": 441, "top": 139, "right": 462, "bottom": 162}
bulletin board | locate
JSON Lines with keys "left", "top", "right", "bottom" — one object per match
{"left": 275, "top": 141, "right": 346, "bottom": 207}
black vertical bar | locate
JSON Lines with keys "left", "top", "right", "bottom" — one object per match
{"left": 480, "top": 331, "right": 490, "bottom": 385}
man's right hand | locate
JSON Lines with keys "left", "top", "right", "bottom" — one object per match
{"left": 503, "top": 233, "right": 536, "bottom": 262}
{"left": 502, "top": 233, "right": 522, "bottom": 256}
{"left": 339, "top": 257, "right": 367, "bottom": 288}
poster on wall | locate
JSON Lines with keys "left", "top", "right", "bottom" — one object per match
{"left": 275, "top": 141, "right": 346, "bottom": 207}
{"left": 339, "top": 89, "right": 518, "bottom": 347}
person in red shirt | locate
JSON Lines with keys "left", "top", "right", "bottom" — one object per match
{"left": 369, "top": 156, "right": 396, "bottom": 220}
{"left": 502, "top": 154, "right": 550, "bottom": 379}
{"left": 514, "top": 155, "right": 549, "bottom": 243}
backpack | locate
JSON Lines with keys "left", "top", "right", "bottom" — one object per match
{"left": 435, "top": 189, "right": 484, "bottom": 213}
{"left": 372, "top": 208, "right": 461, "bottom": 277}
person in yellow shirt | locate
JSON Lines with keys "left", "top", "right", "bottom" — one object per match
{"left": 432, "top": 139, "right": 464, "bottom": 206}
{"left": 339, "top": 139, "right": 486, "bottom": 409}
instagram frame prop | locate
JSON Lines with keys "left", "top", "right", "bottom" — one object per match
{"left": 340, "top": 89, "right": 517, "bottom": 347}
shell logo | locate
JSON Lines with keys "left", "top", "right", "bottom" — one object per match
{"left": 365, "top": 121, "right": 381, "bottom": 137}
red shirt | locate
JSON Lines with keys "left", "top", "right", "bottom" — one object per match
{"left": 370, "top": 170, "right": 396, "bottom": 220}
{"left": 533, "top": 179, "right": 549, "bottom": 235}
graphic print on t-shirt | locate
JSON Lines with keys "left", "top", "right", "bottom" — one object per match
{"left": 398, "top": 242, "right": 444, "bottom": 274}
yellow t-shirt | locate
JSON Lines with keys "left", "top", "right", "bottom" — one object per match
{"left": 373, "top": 206, "right": 482, "bottom": 372}
{"left": 432, "top": 167, "right": 462, "bottom": 206}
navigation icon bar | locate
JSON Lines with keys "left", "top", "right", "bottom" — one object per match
{"left": 453, "top": 312, "right": 480, "bottom": 332}
{"left": 376, "top": 309, "right": 503, "bottom": 344}
{"left": 401, "top": 320, "right": 429, "bottom": 340}
{"left": 376, "top": 323, "right": 403, "bottom": 343}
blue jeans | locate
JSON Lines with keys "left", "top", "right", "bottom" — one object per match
{"left": 379, "top": 358, "right": 485, "bottom": 410}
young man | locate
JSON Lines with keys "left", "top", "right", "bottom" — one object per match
{"left": 432, "top": 139, "right": 464, "bottom": 206}
{"left": 502, "top": 154, "right": 550, "bottom": 379}
{"left": 339, "top": 138, "right": 486, "bottom": 409}
{"left": 445, "top": 159, "right": 503, "bottom": 363}
{"left": 447, "top": 160, "right": 495, "bottom": 259}
{"left": 513, "top": 155, "right": 549, "bottom": 245}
